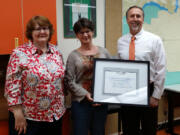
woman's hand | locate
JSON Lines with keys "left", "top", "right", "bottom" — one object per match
{"left": 92, "top": 103, "right": 101, "bottom": 107}
{"left": 85, "top": 93, "right": 101, "bottom": 107}
{"left": 85, "top": 93, "right": 93, "bottom": 102}
{"left": 10, "top": 105, "right": 27, "bottom": 135}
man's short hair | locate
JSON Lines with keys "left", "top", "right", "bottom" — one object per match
{"left": 126, "top": 5, "right": 144, "bottom": 19}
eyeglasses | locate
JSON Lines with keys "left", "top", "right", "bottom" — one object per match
{"left": 33, "top": 27, "right": 49, "bottom": 32}
{"left": 79, "top": 30, "right": 91, "bottom": 35}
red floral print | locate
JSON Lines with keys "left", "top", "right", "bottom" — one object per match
{"left": 5, "top": 42, "right": 66, "bottom": 122}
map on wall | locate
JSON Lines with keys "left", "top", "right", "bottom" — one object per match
{"left": 122, "top": 0, "right": 180, "bottom": 85}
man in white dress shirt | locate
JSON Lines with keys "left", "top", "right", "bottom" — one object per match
{"left": 117, "top": 5, "right": 166, "bottom": 135}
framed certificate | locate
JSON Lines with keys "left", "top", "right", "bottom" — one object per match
{"left": 92, "top": 58, "right": 150, "bottom": 106}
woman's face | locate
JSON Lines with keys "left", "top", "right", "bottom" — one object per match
{"left": 32, "top": 24, "right": 50, "bottom": 45}
{"left": 76, "top": 28, "right": 94, "bottom": 45}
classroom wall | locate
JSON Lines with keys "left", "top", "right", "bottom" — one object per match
{"left": 105, "top": 0, "right": 122, "bottom": 55}
{"left": 0, "top": 0, "right": 57, "bottom": 55}
{"left": 104, "top": 1, "right": 122, "bottom": 134}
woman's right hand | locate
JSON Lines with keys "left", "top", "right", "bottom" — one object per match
{"left": 85, "top": 93, "right": 93, "bottom": 102}
{"left": 85, "top": 93, "right": 101, "bottom": 107}
{"left": 10, "top": 105, "right": 27, "bottom": 135}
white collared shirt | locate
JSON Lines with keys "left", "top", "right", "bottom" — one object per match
{"left": 117, "top": 29, "right": 166, "bottom": 99}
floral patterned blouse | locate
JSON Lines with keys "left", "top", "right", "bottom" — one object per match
{"left": 5, "top": 42, "right": 66, "bottom": 122}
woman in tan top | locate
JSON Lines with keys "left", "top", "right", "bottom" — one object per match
{"left": 64, "top": 18, "right": 111, "bottom": 135}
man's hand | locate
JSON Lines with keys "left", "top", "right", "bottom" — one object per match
{"left": 150, "top": 97, "right": 159, "bottom": 108}
{"left": 10, "top": 105, "right": 27, "bottom": 135}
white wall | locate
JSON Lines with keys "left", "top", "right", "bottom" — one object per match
{"left": 56, "top": 0, "right": 105, "bottom": 63}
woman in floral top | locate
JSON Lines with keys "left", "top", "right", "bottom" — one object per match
{"left": 64, "top": 18, "right": 111, "bottom": 135}
{"left": 5, "top": 16, "right": 65, "bottom": 135}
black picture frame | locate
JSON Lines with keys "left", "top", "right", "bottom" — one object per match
{"left": 92, "top": 58, "right": 150, "bottom": 106}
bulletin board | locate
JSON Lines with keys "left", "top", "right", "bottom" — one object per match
{"left": 63, "top": 0, "right": 96, "bottom": 38}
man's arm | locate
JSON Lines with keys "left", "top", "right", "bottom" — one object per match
{"left": 151, "top": 37, "right": 166, "bottom": 107}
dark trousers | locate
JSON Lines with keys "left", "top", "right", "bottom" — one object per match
{"left": 71, "top": 101, "right": 107, "bottom": 135}
{"left": 121, "top": 106, "right": 158, "bottom": 135}
{"left": 121, "top": 83, "right": 158, "bottom": 135}
{"left": 9, "top": 111, "right": 62, "bottom": 135}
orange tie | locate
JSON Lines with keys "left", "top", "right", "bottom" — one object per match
{"left": 129, "top": 36, "right": 135, "bottom": 60}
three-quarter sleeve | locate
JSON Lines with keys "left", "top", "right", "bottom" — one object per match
{"left": 4, "top": 50, "right": 23, "bottom": 106}
{"left": 64, "top": 53, "right": 89, "bottom": 102}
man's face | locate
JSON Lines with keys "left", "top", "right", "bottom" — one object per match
{"left": 126, "top": 8, "right": 144, "bottom": 35}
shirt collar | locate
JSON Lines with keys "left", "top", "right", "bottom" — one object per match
{"left": 29, "top": 42, "right": 54, "bottom": 55}
{"left": 129, "top": 28, "right": 144, "bottom": 40}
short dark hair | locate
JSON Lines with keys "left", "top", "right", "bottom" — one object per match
{"left": 73, "top": 18, "right": 95, "bottom": 34}
{"left": 126, "top": 5, "right": 144, "bottom": 19}
{"left": 26, "top": 15, "right": 54, "bottom": 41}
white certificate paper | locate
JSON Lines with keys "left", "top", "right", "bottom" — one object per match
{"left": 104, "top": 70, "right": 137, "bottom": 94}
